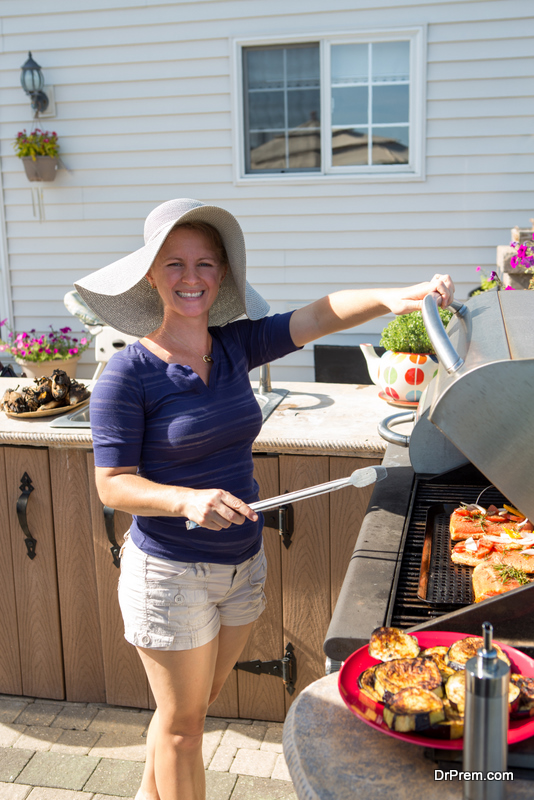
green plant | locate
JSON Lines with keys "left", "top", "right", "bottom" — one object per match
{"left": 379, "top": 308, "right": 453, "bottom": 355}
{"left": 13, "top": 128, "right": 59, "bottom": 161}
{"left": 0, "top": 321, "right": 91, "bottom": 363}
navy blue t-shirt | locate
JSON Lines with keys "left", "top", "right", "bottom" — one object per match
{"left": 90, "top": 312, "right": 300, "bottom": 564}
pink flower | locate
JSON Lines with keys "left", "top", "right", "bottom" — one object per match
{"left": 80, "top": 337, "right": 87, "bottom": 345}
{"left": 0, "top": 318, "right": 7, "bottom": 327}
{"left": 476, "top": 266, "right": 481, "bottom": 272}
{"left": 68, "top": 347, "right": 78, "bottom": 355}
{"left": 505, "top": 286, "right": 515, "bottom": 290}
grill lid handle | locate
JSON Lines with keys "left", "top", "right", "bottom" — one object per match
{"left": 422, "top": 293, "right": 467, "bottom": 375}
{"left": 377, "top": 411, "right": 416, "bottom": 447}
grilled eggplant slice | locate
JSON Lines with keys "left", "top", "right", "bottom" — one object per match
{"left": 429, "top": 699, "right": 464, "bottom": 740}
{"left": 445, "top": 637, "right": 510, "bottom": 671}
{"left": 374, "top": 657, "right": 443, "bottom": 701}
{"left": 383, "top": 687, "right": 445, "bottom": 733}
{"left": 358, "top": 667, "right": 381, "bottom": 703}
{"left": 446, "top": 668, "right": 519, "bottom": 715}
{"left": 368, "top": 627, "right": 420, "bottom": 662}
{"left": 445, "top": 671, "right": 466, "bottom": 714}
{"left": 510, "top": 674, "right": 534, "bottom": 717}
{"left": 420, "top": 646, "right": 456, "bottom": 680}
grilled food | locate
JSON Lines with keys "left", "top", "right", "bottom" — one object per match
{"left": 383, "top": 687, "right": 445, "bottom": 733}
{"left": 510, "top": 674, "right": 534, "bottom": 716}
{"left": 420, "top": 646, "right": 456, "bottom": 680}
{"left": 445, "top": 671, "right": 466, "bottom": 714}
{"left": 445, "top": 637, "right": 510, "bottom": 670}
{"left": 368, "top": 627, "right": 420, "bottom": 662}
{"left": 0, "top": 372, "right": 90, "bottom": 414}
{"left": 472, "top": 561, "right": 531, "bottom": 603}
{"left": 374, "top": 657, "right": 443, "bottom": 701}
{"left": 430, "top": 699, "right": 464, "bottom": 740}
{"left": 358, "top": 667, "right": 381, "bottom": 703}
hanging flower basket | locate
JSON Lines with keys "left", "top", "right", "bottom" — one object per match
{"left": 21, "top": 156, "right": 59, "bottom": 182}
{"left": 13, "top": 129, "right": 60, "bottom": 182}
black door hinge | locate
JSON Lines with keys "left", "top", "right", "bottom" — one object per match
{"left": 262, "top": 503, "right": 293, "bottom": 549}
{"left": 234, "top": 642, "right": 297, "bottom": 695}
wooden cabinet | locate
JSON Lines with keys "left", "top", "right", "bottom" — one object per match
{"left": 0, "top": 446, "right": 379, "bottom": 722}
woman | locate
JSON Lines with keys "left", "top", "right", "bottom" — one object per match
{"left": 76, "top": 198, "right": 454, "bottom": 800}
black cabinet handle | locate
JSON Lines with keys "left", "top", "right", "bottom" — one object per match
{"left": 103, "top": 505, "right": 121, "bottom": 568}
{"left": 16, "top": 472, "right": 37, "bottom": 559}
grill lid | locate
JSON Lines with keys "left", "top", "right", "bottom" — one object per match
{"left": 424, "top": 290, "right": 534, "bottom": 521}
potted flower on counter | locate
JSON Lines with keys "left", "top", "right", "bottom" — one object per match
{"left": 360, "top": 307, "right": 453, "bottom": 406}
{"left": 0, "top": 321, "right": 92, "bottom": 379}
{"left": 13, "top": 128, "right": 60, "bottom": 182}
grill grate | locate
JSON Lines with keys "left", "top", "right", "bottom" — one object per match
{"left": 389, "top": 477, "right": 508, "bottom": 629}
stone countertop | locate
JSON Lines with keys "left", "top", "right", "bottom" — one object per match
{"left": 0, "top": 378, "right": 412, "bottom": 455}
{"left": 283, "top": 672, "right": 534, "bottom": 800}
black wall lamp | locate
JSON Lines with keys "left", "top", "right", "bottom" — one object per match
{"left": 20, "top": 52, "right": 49, "bottom": 113}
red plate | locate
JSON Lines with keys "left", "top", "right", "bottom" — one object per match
{"left": 338, "top": 631, "right": 534, "bottom": 750}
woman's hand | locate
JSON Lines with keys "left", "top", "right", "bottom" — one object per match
{"left": 184, "top": 488, "right": 258, "bottom": 531}
{"left": 381, "top": 274, "right": 455, "bottom": 316}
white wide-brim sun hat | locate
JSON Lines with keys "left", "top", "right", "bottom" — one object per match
{"left": 74, "top": 198, "right": 270, "bottom": 337}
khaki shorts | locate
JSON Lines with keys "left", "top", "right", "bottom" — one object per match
{"left": 118, "top": 535, "right": 267, "bottom": 650}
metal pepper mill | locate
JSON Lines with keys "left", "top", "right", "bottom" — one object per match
{"left": 463, "top": 622, "right": 510, "bottom": 800}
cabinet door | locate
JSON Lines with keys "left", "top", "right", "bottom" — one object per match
{"left": 235, "top": 454, "right": 285, "bottom": 722}
{"left": 49, "top": 449, "right": 106, "bottom": 703}
{"left": 280, "top": 455, "right": 331, "bottom": 714}
{"left": 87, "top": 453, "right": 151, "bottom": 709}
{"left": 4, "top": 447, "right": 64, "bottom": 699}
{"left": 0, "top": 448, "right": 22, "bottom": 695}
{"left": 330, "top": 456, "right": 382, "bottom": 612}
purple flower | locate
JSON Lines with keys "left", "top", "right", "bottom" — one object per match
{"left": 0, "top": 318, "right": 7, "bottom": 327}
{"left": 60, "top": 327, "right": 71, "bottom": 334}
{"left": 68, "top": 347, "right": 78, "bottom": 355}
{"left": 489, "top": 271, "right": 498, "bottom": 282}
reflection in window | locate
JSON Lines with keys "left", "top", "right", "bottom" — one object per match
{"left": 372, "top": 127, "right": 409, "bottom": 165}
{"left": 331, "top": 40, "right": 410, "bottom": 168}
{"left": 244, "top": 44, "right": 321, "bottom": 172}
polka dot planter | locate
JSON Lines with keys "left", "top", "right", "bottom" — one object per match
{"left": 360, "top": 345, "right": 439, "bottom": 404}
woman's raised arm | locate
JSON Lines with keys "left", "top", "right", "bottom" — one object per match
{"left": 289, "top": 274, "right": 455, "bottom": 348}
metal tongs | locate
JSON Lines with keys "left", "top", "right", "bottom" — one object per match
{"left": 185, "top": 465, "right": 387, "bottom": 529}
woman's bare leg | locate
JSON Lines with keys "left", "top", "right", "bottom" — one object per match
{"left": 136, "top": 638, "right": 219, "bottom": 800}
{"left": 135, "top": 623, "right": 253, "bottom": 800}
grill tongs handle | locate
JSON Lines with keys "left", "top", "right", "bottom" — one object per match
{"left": 185, "top": 466, "right": 388, "bottom": 529}
{"left": 422, "top": 293, "right": 467, "bottom": 375}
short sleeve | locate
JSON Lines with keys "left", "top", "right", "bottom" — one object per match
{"left": 228, "top": 311, "right": 303, "bottom": 372}
{"left": 90, "top": 351, "right": 145, "bottom": 468}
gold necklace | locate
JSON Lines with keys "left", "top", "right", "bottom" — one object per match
{"left": 202, "top": 354, "right": 213, "bottom": 363}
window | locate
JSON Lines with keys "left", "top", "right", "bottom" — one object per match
{"left": 234, "top": 28, "right": 424, "bottom": 181}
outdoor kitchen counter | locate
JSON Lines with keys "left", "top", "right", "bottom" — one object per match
{"left": 283, "top": 672, "right": 534, "bottom": 800}
{"left": 0, "top": 379, "right": 403, "bottom": 455}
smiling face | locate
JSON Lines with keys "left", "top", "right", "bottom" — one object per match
{"left": 146, "top": 225, "right": 228, "bottom": 324}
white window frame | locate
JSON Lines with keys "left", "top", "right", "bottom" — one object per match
{"left": 231, "top": 26, "right": 426, "bottom": 185}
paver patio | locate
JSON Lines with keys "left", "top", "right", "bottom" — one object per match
{"left": 0, "top": 695, "right": 297, "bottom": 799}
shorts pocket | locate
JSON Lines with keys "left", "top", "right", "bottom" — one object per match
{"left": 248, "top": 548, "right": 267, "bottom": 590}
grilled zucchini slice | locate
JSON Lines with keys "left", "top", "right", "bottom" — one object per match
{"left": 358, "top": 667, "right": 381, "bottom": 703}
{"left": 445, "top": 637, "right": 511, "bottom": 671}
{"left": 420, "top": 646, "right": 456, "bottom": 680}
{"left": 374, "top": 657, "right": 443, "bottom": 701}
{"left": 383, "top": 687, "right": 445, "bottom": 733}
{"left": 368, "top": 627, "right": 420, "bottom": 662}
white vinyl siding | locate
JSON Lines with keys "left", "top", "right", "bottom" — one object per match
{"left": 0, "top": 0, "right": 532, "bottom": 382}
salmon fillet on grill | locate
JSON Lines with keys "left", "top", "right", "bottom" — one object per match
{"left": 472, "top": 558, "right": 532, "bottom": 603}
{"left": 450, "top": 538, "right": 495, "bottom": 567}
{"left": 449, "top": 511, "right": 517, "bottom": 541}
